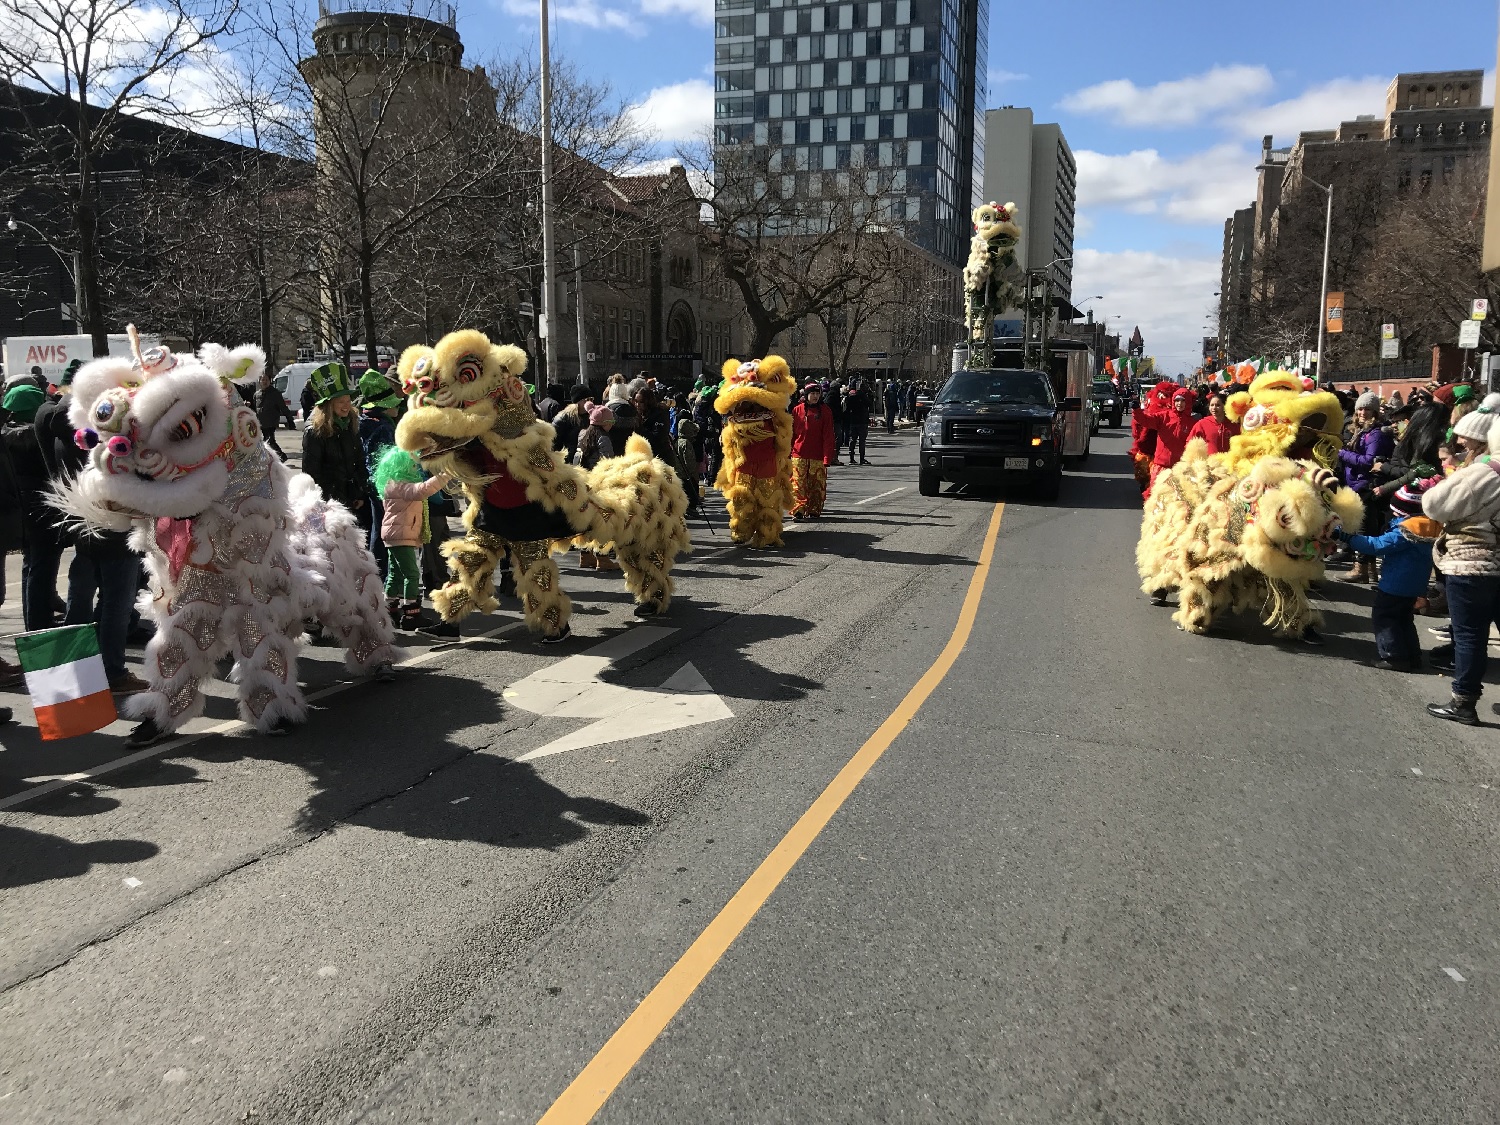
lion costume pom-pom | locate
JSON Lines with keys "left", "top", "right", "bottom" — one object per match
{"left": 714, "top": 355, "right": 796, "bottom": 548}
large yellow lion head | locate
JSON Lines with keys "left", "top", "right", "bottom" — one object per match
{"left": 1223, "top": 370, "right": 1345, "bottom": 469}
{"left": 972, "top": 201, "right": 1021, "bottom": 247}
{"left": 714, "top": 356, "right": 796, "bottom": 433}
{"left": 1235, "top": 458, "right": 1364, "bottom": 581}
{"left": 395, "top": 329, "right": 534, "bottom": 461}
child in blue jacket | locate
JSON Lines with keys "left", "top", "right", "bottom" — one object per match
{"left": 1340, "top": 485, "right": 1439, "bottom": 671}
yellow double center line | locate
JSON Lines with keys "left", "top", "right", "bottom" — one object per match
{"left": 539, "top": 502, "right": 1006, "bottom": 1124}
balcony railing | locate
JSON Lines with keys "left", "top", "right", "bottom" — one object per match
{"left": 317, "top": 0, "right": 457, "bottom": 27}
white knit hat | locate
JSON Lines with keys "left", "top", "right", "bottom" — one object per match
{"left": 1454, "top": 409, "right": 1495, "bottom": 444}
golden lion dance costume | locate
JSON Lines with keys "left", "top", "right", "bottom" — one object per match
{"left": 394, "top": 330, "right": 691, "bottom": 640}
{"left": 56, "top": 332, "right": 397, "bottom": 744}
{"left": 714, "top": 356, "right": 796, "bottom": 547}
{"left": 1136, "top": 371, "right": 1357, "bottom": 638}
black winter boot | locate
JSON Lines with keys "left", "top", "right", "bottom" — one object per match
{"left": 1427, "top": 697, "right": 1480, "bottom": 726}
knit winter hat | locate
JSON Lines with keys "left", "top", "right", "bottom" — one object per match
{"left": 1453, "top": 409, "right": 1494, "bottom": 444}
{"left": 1482, "top": 392, "right": 1500, "bottom": 413}
{"left": 605, "top": 384, "right": 631, "bottom": 406}
{"left": 2, "top": 383, "right": 44, "bottom": 422}
{"left": 1389, "top": 485, "right": 1424, "bottom": 518}
{"left": 1452, "top": 384, "right": 1476, "bottom": 404}
{"left": 1355, "top": 391, "right": 1381, "bottom": 412}
{"left": 569, "top": 384, "right": 592, "bottom": 403}
{"left": 588, "top": 404, "right": 614, "bottom": 426}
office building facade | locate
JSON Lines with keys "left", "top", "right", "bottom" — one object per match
{"left": 979, "top": 107, "right": 1076, "bottom": 303}
{"left": 713, "top": 0, "right": 987, "bottom": 268}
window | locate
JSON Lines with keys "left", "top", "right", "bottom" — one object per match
{"left": 715, "top": 13, "right": 754, "bottom": 34}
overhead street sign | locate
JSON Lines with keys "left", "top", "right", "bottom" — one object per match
{"left": 1459, "top": 320, "right": 1482, "bottom": 349}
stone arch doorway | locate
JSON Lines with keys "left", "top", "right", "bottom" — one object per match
{"left": 665, "top": 300, "right": 697, "bottom": 355}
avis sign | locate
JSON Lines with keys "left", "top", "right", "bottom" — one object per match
{"left": 1, "top": 334, "right": 151, "bottom": 384}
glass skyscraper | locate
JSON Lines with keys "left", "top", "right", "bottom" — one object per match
{"left": 713, "top": 0, "right": 987, "bottom": 268}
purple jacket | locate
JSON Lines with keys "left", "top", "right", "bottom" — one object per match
{"left": 1338, "top": 425, "right": 1394, "bottom": 494}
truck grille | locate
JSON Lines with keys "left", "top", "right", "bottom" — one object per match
{"left": 947, "top": 420, "right": 1026, "bottom": 446}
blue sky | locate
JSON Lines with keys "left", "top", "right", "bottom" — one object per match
{"left": 457, "top": 0, "right": 1499, "bottom": 372}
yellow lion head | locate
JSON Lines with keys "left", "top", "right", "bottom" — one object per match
{"left": 972, "top": 201, "right": 1021, "bottom": 247}
{"left": 1236, "top": 458, "right": 1364, "bottom": 581}
{"left": 1222, "top": 370, "right": 1345, "bottom": 470}
{"left": 714, "top": 356, "right": 796, "bottom": 434}
{"left": 395, "top": 329, "right": 534, "bottom": 461}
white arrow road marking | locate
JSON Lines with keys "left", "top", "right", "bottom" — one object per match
{"left": 507, "top": 627, "right": 733, "bottom": 762}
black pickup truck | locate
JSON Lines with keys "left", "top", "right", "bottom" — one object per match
{"left": 918, "top": 367, "right": 1083, "bottom": 500}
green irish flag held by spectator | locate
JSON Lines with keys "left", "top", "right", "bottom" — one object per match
{"left": 15, "top": 625, "right": 118, "bottom": 740}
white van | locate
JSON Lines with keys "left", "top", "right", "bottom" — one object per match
{"left": 272, "top": 361, "right": 324, "bottom": 421}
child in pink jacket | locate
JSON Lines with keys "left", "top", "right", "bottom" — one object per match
{"left": 373, "top": 446, "right": 450, "bottom": 631}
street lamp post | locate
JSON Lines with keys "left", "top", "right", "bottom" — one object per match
{"left": 1303, "top": 176, "right": 1334, "bottom": 383}
{"left": 538, "top": 0, "right": 559, "bottom": 388}
{"left": 7, "top": 217, "right": 84, "bottom": 334}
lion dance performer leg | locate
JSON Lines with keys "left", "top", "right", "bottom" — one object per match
{"left": 714, "top": 356, "right": 796, "bottom": 546}
{"left": 394, "top": 331, "right": 691, "bottom": 641}
{"left": 56, "top": 332, "right": 397, "bottom": 748}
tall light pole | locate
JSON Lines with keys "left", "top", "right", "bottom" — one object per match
{"left": 538, "top": 0, "right": 559, "bottom": 387}
{"left": 1304, "top": 175, "right": 1334, "bottom": 383}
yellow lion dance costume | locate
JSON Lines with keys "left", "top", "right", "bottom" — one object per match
{"left": 1137, "top": 371, "right": 1357, "bottom": 637}
{"left": 394, "top": 330, "right": 691, "bottom": 640}
{"left": 715, "top": 356, "right": 795, "bottom": 547}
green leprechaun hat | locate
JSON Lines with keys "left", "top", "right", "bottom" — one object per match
{"left": 358, "top": 368, "right": 402, "bottom": 411}
{"left": 308, "top": 362, "right": 354, "bottom": 405}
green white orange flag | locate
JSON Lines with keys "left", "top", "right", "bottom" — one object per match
{"left": 15, "top": 625, "right": 117, "bottom": 740}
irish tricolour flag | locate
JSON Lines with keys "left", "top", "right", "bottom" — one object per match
{"left": 15, "top": 625, "right": 118, "bottom": 740}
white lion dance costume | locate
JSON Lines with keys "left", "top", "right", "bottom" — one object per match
{"left": 57, "top": 332, "right": 397, "bottom": 746}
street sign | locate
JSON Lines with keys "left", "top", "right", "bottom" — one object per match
{"left": 1381, "top": 323, "right": 1396, "bottom": 340}
{"left": 1459, "top": 320, "right": 1481, "bottom": 348}
{"left": 517, "top": 301, "right": 534, "bottom": 318}
{"left": 622, "top": 352, "right": 701, "bottom": 361}
{"left": 1380, "top": 338, "right": 1400, "bottom": 360}
{"left": 867, "top": 351, "right": 888, "bottom": 360}
{"left": 1473, "top": 299, "right": 1489, "bottom": 321}
{"left": 1325, "top": 292, "right": 1344, "bottom": 334}
{"left": 585, "top": 352, "right": 596, "bottom": 362}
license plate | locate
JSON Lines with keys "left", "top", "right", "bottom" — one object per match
{"left": 1003, "top": 457, "right": 1029, "bottom": 470}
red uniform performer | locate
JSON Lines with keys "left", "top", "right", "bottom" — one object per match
{"left": 790, "top": 384, "right": 837, "bottom": 518}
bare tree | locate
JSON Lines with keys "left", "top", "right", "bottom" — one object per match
{"left": 678, "top": 138, "right": 906, "bottom": 358}
{"left": 0, "top": 0, "right": 242, "bottom": 354}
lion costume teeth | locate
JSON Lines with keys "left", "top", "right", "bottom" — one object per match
{"left": 713, "top": 355, "right": 796, "bottom": 548}
{"left": 393, "top": 330, "right": 692, "bottom": 636}
{"left": 55, "top": 330, "right": 397, "bottom": 735}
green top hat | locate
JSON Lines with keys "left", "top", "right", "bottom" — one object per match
{"left": 358, "top": 368, "right": 401, "bottom": 411}
{"left": 308, "top": 362, "right": 354, "bottom": 405}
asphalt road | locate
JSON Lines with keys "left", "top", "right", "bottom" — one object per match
{"left": 3, "top": 424, "right": 1499, "bottom": 1124}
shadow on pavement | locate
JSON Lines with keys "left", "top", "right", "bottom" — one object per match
{"left": 0, "top": 823, "right": 159, "bottom": 889}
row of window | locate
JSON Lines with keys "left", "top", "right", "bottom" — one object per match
{"left": 759, "top": 136, "right": 938, "bottom": 170}
{"left": 594, "top": 304, "right": 648, "bottom": 359}
{"left": 717, "top": 83, "right": 932, "bottom": 120}
{"left": 716, "top": 0, "right": 918, "bottom": 29}
{"left": 320, "top": 31, "right": 457, "bottom": 63}
{"left": 764, "top": 111, "right": 934, "bottom": 143}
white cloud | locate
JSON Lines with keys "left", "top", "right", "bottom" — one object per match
{"left": 1227, "top": 76, "right": 1389, "bottom": 140}
{"left": 1074, "top": 144, "right": 1257, "bottom": 226}
{"left": 505, "top": 0, "right": 642, "bottom": 33}
{"left": 1073, "top": 248, "right": 1221, "bottom": 374}
{"left": 987, "top": 68, "right": 1028, "bottom": 87}
{"left": 639, "top": 0, "right": 713, "bottom": 24}
{"left": 1060, "top": 65, "right": 1273, "bottom": 128}
{"left": 625, "top": 78, "right": 712, "bottom": 144}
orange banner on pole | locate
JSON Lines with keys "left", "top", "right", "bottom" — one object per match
{"left": 1325, "top": 292, "right": 1345, "bottom": 334}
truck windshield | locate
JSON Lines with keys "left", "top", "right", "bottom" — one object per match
{"left": 937, "top": 370, "right": 1053, "bottom": 406}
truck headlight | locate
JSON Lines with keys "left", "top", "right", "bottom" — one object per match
{"left": 922, "top": 416, "right": 942, "bottom": 440}
{"left": 1032, "top": 422, "right": 1052, "bottom": 439}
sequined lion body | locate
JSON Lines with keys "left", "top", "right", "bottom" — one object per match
{"left": 714, "top": 356, "right": 795, "bottom": 548}
{"left": 394, "top": 329, "right": 691, "bottom": 638}
{"left": 55, "top": 338, "right": 397, "bottom": 735}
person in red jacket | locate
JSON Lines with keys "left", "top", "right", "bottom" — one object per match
{"left": 1186, "top": 391, "right": 1241, "bottom": 454}
{"left": 1140, "top": 383, "right": 1197, "bottom": 495}
{"left": 790, "top": 382, "right": 837, "bottom": 519}
{"left": 1129, "top": 381, "right": 1176, "bottom": 497}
